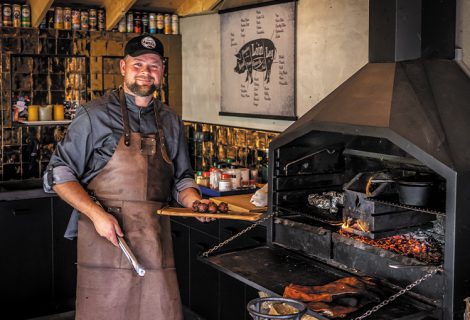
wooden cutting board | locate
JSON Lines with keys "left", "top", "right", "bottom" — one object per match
{"left": 210, "top": 194, "right": 267, "bottom": 213}
{"left": 156, "top": 207, "right": 266, "bottom": 221}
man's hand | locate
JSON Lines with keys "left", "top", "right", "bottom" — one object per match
{"left": 178, "top": 188, "right": 216, "bottom": 223}
{"left": 195, "top": 199, "right": 215, "bottom": 223}
{"left": 53, "top": 181, "right": 125, "bottom": 246}
{"left": 91, "top": 210, "right": 124, "bottom": 247}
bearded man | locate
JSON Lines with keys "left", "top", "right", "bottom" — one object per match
{"left": 44, "top": 35, "right": 208, "bottom": 320}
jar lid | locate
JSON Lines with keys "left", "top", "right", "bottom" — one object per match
{"left": 221, "top": 173, "right": 231, "bottom": 180}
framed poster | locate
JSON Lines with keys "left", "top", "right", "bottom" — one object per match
{"left": 220, "top": 1, "right": 297, "bottom": 120}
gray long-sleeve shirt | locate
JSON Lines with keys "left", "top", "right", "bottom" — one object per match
{"left": 43, "top": 90, "right": 199, "bottom": 238}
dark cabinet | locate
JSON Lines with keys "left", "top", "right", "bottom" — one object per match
{"left": 219, "top": 273, "right": 246, "bottom": 320}
{"left": 171, "top": 220, "right": 190, "bottom": 306}
{"left": 0, "top": 198, "right": 53, "bottom": 320}
{"left": 171, "top": 217, "right": 267, "bottom": 320}
{"left": 52, "top": 197, "right": 77, "bottom": 312}
{"left": 0, "top": 196, "right": 77, "bottom": 319}
{"left": 190, "top": 229, "right": 220, "bottom": 320}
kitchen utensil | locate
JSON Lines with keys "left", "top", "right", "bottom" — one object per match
{"left": 366, "top": 173, "right": 435, "bottom": 207}
{"left": 247, "top": 297, "right": 307, "bottom": 320}
{"left": 118, "top": 237, "right": 145, "bottom": 277}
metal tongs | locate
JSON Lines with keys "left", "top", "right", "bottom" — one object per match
{"left": 118, "top": 237, "right": 146, "bottom": 277}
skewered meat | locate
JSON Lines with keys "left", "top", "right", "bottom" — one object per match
{"left": 191, "top": 200, "right": 230, "bottom": 213}
{"left": 218, "top": 202, "right": 229, "bottom": 213}
{"left": 197, "top": 202, "right": 209, "bottom": 213}
{"left": 192, "top": 200, "right": 201, "bottom": 212}
{"left": 208, "top": 202, "right": 218, "bottom": 213}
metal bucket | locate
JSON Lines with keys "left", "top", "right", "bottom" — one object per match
{"left": 247, "top": 297, "right": 307, "bottom": 320}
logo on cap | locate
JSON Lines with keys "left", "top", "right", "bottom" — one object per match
{"left": 141, "top": 37, "right": 156, "bottom": 49}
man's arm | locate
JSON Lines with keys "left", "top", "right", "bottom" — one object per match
{"left": 178, "top": 187, "right": 202, "bottom": 208}
{"left": 53, "top": 181, "right": 123, "bottom": 246}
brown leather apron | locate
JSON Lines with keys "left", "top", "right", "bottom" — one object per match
{"left": 76, "top": 89, "right": 183, "bottom": 320}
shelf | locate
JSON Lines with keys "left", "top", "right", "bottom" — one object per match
{"left": 17, "top": 120, "right": 72, "bottom": 126}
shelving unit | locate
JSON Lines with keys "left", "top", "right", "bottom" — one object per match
{"left": 0, "top": 26, "right": 182, "bottom": 181}
{"left": 184, "top": 121, "right": 279, "bottom": 174}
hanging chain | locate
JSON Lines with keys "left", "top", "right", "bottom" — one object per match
{"left": 201, "top": 214, "right": 274, "bottom": 257}
{"left": 352, "top": 266, "right": 443, "bottom": 320}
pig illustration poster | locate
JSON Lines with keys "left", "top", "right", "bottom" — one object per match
{"left": 220, "top": 1, "right": 297, "bottom": 120}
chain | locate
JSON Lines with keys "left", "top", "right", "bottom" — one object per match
{"left": 201, "top": 214, "right": 274, "bottom": 257}
{"left": 352, "top": 266, "right": 442, "bottom": 320}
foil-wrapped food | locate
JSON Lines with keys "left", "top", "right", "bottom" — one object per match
{"left": 307, "top": 191, "right": 344, "bottom": 213}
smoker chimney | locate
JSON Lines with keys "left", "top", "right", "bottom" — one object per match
{"left": 369, "top": 0, "right": 422, "bottom": 62}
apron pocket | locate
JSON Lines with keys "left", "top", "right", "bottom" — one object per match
{"left": 77, "top": 208, "right": 125, "bottom": 269}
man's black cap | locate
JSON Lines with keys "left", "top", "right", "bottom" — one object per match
{"left": 124, "top": 35, "right": 164, "bottom": 58}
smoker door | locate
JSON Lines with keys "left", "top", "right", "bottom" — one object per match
{"left": 201, "top": 245, "right": 440, "bottom": 320}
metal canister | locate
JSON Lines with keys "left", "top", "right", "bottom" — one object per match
{"left": 80, "top": 10, "right": 89, "bottom": 31}
{"left": 149, "top": 13, "right": 156, "bottom": 34}
{"left": 142, "top": 13, "right": 149, "bottom": 33}
{"left": 89, "top": 8, "right": 97, "bottom": 31}
{"left": 171, "top": 14, "right": 179, "bottom": 35}
{"left": 133, "top": 11, "right": 141, "bottom": 33}
{"left": 63, "top": 7, "right": 72, "bottom": 30}
{"left": 3, "top": 4, "right": 12, "bottom": 27}
{"left": 54, "top": 7, "right": 63, "bottom": 29}
{"left": 72, "top": 9, "right": 81, "bottom": 30}
{"left": 118, "top": 16, "right": 126, "bottom": 33}
{"left": 12, "top": 4, "right": 21, "bottom": 28}
{"left": 164, "top": 13, "right": 171, "bottom": 34}
{"left": 156, "top": 13, "right": 163, "bottom": 34}
{"left": 126, "top": 11, "right": 133, "bottom": 33}
{"left": 21, "top": 4, "right": 31, "bottom": 28}
{"left": 98, "top": 9, "right": 105, "bottom": 30}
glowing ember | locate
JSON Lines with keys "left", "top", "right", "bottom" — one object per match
{"left": 339, "top": 230, "right": 443, "bottom": 264}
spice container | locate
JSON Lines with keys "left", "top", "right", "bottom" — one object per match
{"left": 54, "top": 7, "right": 63, "bottom": 29}
{"left": 156, "top": 13, "right": 163, "bottom": 33}
{"left": 164, "top": 14, "right": 171, "bottom": 34}
{"left": 12, "top": 4, "right": 20, "bottom": 28}
{"left": 54, "top": 104, "right": 65, "bottom": 121}
{"left": 28, "top": 105, "right": 39, "bottom": 121}
{"left": 63, "top": 7, "right": 72, "bottom": 30}
{"left": 89, "top": 9, "right": 97, "bottom": 31}
{"left": 72, "top": 9, "right": 81, "bottom": 30}
{"left": 3, "top": 4, "right": 12, "bottom": 27}
{"left": 219, "top": 179, "right": 232, "bottom": 192}
{"left": 149, "top": 13, "right": 156, "bottom": 34}
{"left": 171, "top": 14, "right": 179, "bottom": 34}
{"left": 80, "top": 9, "right": 89, "bottom": 31}
{"left": 210, "top": 168, "right": 221, "bottom": 190}
{"left": 39, "top": 105, "right": 53, "bottom": 121}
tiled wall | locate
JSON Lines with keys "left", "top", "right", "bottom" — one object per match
{"left": 184, "top": 121, "right": 279, "bottom": 175}
{"left": 0, "top": 27, "right": 182, "bottom": 181}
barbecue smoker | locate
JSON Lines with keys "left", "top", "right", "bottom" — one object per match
{"left": 205, "top": 1, "right": 470, "bottom": 319}
{"left": 267, "top": 1, "right": 470, "bottom": 319}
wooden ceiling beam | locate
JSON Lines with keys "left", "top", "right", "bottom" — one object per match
{"left": 28, "top": 0, "right": 54, "bottom": 28}
{"left": 176, "top": 0, "right": 221, "bottom": 16}
{"left": 104, "top": 0, "right": 137, "bottom": 31}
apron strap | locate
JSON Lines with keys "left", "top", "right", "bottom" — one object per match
{"left": 119, "top": 88, "right": 132, "bottom": 147}
{"left": 153, "top": 100, "right": 173, "bottom": 164}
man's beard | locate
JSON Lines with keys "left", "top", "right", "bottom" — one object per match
{"left": 126, "top": 79, "right": 158, "bottom": 97}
